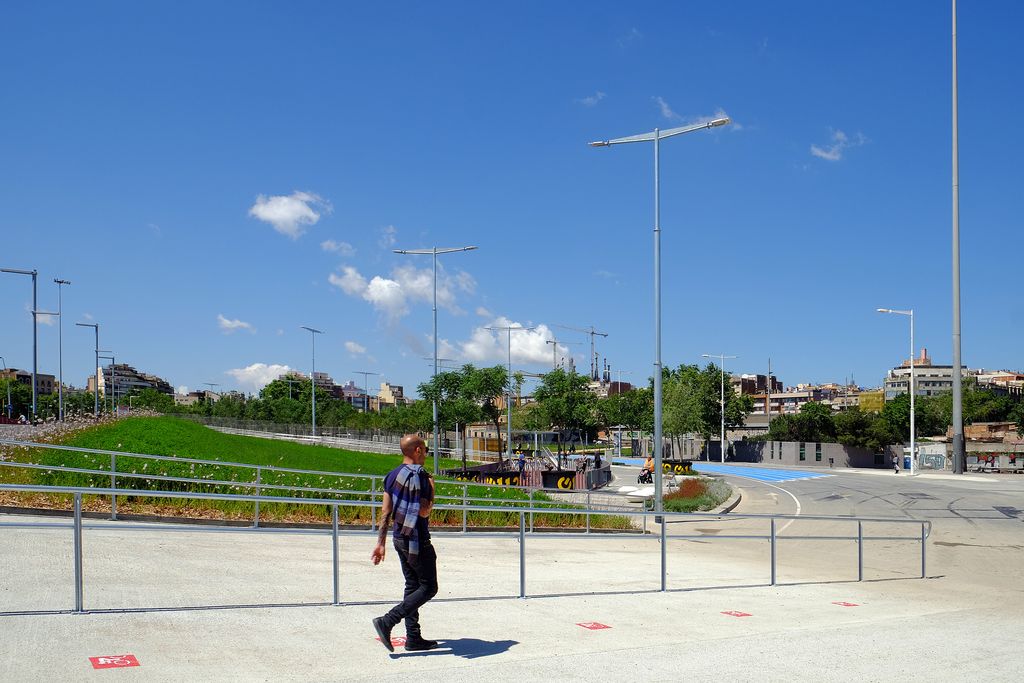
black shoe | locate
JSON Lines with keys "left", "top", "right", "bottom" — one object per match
{"left": 404, "top": 637, "right": 438, "bottom": 651}
{"left": 373, "top": 617, "right": 395, "bottom": 652}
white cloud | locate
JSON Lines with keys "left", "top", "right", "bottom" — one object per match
{"left": 329, "top": 263, "right": 470, "bottom": 320}
{"left": 217, "top": 313, "right": 255, "bottom": 334}
{"left": 226, "top": 363, "right": 292, "bottom": 391}
{"left": 328, "top": 266, "right": 368, "bottom": 296}
{"left": 82, "top": 313, "right": 93, "bottom": 320}
{"left": 378, "top": 224, "right": 397, "bottom": 249}
{"left": 460, "top": 317, "right": 565, "bottom": 365}
{"left": 437, "top": 337, "right": 458, "bottom": 361}
{"left": 248, "top": 191, "right": 331, "bottom": 239}
{"left": 653, "top": 96, "right": 681, "bottom": 121}
{"left": 475, "top": 306, "right": 492, "bottom": 318}
{"left": 576, "top": 91, "right": 606, "bottom": 107}
{"left": 176, "top": 385, "right": 188, "bottom": 395}
{"left": 321, "top": 239, "right": 355, "bottom": 256}
{"left": 345, "top": 341, "right": 367, "bottom": 355}
{"left": 364, "top": 276, "right": 408, "bottom": 318}
{"left": 810, "top": 129, "right": 867, "bottom": 161}
{"left": 652, "top": 101, "right": 739, "bottom": 130}
{"left": 33, "top": 305, "right": 57, "bottom": 326}
{"left": 276, "top": 328, "right": 284, "bottom": 336}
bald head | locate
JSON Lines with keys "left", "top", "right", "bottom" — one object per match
{"left": 400, "top": 434, "right": 427, "bottom": 463}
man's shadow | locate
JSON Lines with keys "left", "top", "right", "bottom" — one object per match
{"left": 391, "top": 638, "right": 518, "bottom": 660}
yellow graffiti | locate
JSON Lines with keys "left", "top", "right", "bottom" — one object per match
{"left": 556, "top": 476, "right": 574, "bottom": 490}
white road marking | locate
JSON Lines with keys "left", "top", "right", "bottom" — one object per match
{"left": 759, "top": 480, "right": 801, "bottom": 533}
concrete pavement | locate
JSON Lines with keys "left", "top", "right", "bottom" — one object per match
{"left": 1, "top": 465, "right": 1023, "bottom": 680}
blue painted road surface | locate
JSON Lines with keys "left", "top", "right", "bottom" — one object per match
{"left": 613, "top": 459, "right": 832, "bottom": 483}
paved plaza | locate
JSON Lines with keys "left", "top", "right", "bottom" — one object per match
{"left": 2, "top": 466, "right": 1022, "bottom": 680}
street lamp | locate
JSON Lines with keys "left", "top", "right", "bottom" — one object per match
{"left": 1, "top": 267, "right": 39, "bottom": 417}
{"left": 54, "top": 279, "right": 71, "bottom": 420}
{"left": 202, "top": 382, "right": 220, "bottom": 410}
{"left": 591, "top": 116, "right": 730, "bottom": 514}
{"left": 0, "top": 355, "right": 12, "bottom": 419}
{"left": 615, "top": 369, "right": 631, "bottom": 459}
{"left": 703, "top": 353, "right": 738, "bottom": 463}
{"left": 393, "top": 245, "right": 477, "bottom": 475}
{"left": 878, "top": 308, "right": 916, "bottom": 475}
{"left": 98, "top": 354, "right": 115, "bottom": 413}
{"left": 951, "top": 0, "right": 965, "bottom": 474}
{"left": 300, "top": 326, "right": 323, "bottom": 436}
{"left": 75, "top": 322, "right": 100, "bottom": 418}
{"left": 353, "top": 371, "right": 379, "bottom": 416}
{"left": 484, "top": 324, "right": 536, "bottom": 462}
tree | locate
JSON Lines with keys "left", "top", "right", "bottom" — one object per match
{"left": 660, "top": 364, "right": 754, "bottom": 453}
{"left": 531, "top": 368, "right": 597, "bottom": 450}
{"left": 461, "top": 365, "right": 509, "bottom": 460}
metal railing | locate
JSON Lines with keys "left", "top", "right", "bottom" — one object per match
{"left": 0, "top": 482, "right": 931, "bottom": 614}
{"left": 0, "top": 440, "right": 629, "bottom": 532}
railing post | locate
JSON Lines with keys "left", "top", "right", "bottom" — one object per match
{"left": 660, "top": 515, "right": 667, "bottom": 592}
{"left": 370, "top": 477, "right": 376, "bottom": 530}
{"left": 110, "top": 453, "right": 117, "bottom": 520}
{"left": 253, "top": 466, "right": 262, "bottom": 528}
{"left": 73, "top": 493, "right": 83, "bottom": 612}
{"left": 921, "top": 522, "right": 927, "bottom": 579}
{"left": 770, "top": 517, "right": 777, "bottom": 586}
{"left": 462, "top": 484, "right": 467, "bottom": 533}
{"left": 332, "top": 504, "right": 340, "bottom": 605}
{"left": 585, "top": 490, "right": 591, "bottom": 534}
{"left": 857, "top": 520, "right": 864, "bottom": 582}
{"left": 519, "top": 512, "right": 526, "bottom": 599}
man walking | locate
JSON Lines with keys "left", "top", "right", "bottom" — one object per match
{"left": 371, "top": 434, "right": 438, "bottom": 652}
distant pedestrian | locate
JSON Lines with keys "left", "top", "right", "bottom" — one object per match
{"left": 371, "top": 434, "right": 438, "bottom": 652}
{"left": 894, "top": 456, "right": 900, "bottom": 474}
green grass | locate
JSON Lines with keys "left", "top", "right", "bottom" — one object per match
{"left": 0, "top": 417, "right": 630, "bottom": 529}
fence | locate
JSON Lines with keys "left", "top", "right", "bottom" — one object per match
{"left": 0, "top": 481, "right": 931, "bottom": 614}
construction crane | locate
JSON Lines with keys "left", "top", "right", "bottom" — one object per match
{"left": 554, "top": 324, "right": 608, "bottom": 381}
{"left": 544, "top": 337, "right": 583, "bottom": 370}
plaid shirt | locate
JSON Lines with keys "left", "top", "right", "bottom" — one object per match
{"left": 385, "top": 464, "right": 432, "bottom": 557}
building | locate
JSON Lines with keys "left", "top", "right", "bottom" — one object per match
{"left": 377, "top": 382, "right": 407, "bottom": 408}
{"left": 883, "top": 348, "right": 980, "bottom": 401}
{"left": 0, "top": 368, "right": 55, "bottom": 395}
{"left": 749, "top": 385, "right": 835, "bottom": 416}
{"left": 730, "top": 374, "right": 782, "bottom": 397}
{"left": 976, "top": 371, "right": 1024, "bottom": 398}
{"left": 340, "top": 380, "right": 371, "bottom": 411}
{"left": 96, "top": 363, "right": 173, "bottom": 399}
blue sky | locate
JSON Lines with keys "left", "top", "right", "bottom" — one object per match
{"left": 2, "top": 1, "right": 1021, "bottom": 397}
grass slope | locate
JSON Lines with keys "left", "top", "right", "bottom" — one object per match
{"left": 1, "top": 417, "right": 628, "bottom": 529}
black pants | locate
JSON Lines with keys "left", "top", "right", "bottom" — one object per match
{"left": 383, "top": 537, "right": 438, "bottom": 637}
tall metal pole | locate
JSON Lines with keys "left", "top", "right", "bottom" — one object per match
{"left": 76, "top": 322, "right": 100, "bottom": 418}
{"left": 393, "top": 245, "right": 477, "bottom": 475}
{"left": 951, "top": 0, "right": 965, "bottom": 474}
{"left": 2, "top": 268, "right": 40, "bottom": 417}
{"left": 653, "top": 129, "right": 663, "bottom": 512}
{"left": 588, "top": 115, "right": 730, "bottom": 512}
{"left": 910, "top": 310, "right": 916, "bottom": 475}
{"left": 31, "top": 270, "right": 37, "bottom": 418}
{"left": 507, "top": 329, "right": 513, "bottom": 461}
{"left": 432, "top": 247, "right": 440, "bottom": 473}
{"left": 0, "top": 356, "right": 12, "bottom": 419}
{"left": 720, "top": 360, "right": 726, "bottom": 463}
{"left": 55, "top": 279, "right": 71, "bottom": 421}
{"left": 300, "top": 326, "right": 323, "bottom": 436}
{"left": 766, "top": 358, "right": 772, "bottom": 432}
